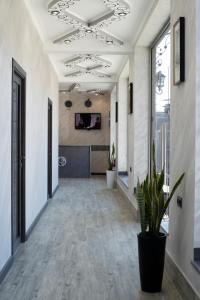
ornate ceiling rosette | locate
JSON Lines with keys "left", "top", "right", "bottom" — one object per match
{"left": 64, "top": 54, "right": 113, "bottom": 78}
{"left": 48, "top": 0, "right": 130, "bottom": 46}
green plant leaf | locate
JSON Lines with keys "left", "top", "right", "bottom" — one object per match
{"left": 136, "top": 180, "right": 146, "bottom": 233}
{"left": 135, "top": 141, "right": 185, "bottom": 235}
{"left": 157, "top": 169, "right": 164, "bottom": 193}
{"left": 161, "top": 173, "right": 185, "bottom": 219}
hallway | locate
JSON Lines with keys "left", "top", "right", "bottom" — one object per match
{"left": 0, "top": 178, "right": 182, "bottom": 300}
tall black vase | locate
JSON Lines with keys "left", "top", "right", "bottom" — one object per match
{"left": 137, "top": 232, "right": 167, "bottom": 293}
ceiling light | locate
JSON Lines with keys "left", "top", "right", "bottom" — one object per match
{"left": 51, "top": 10, "right": 60, "bottom": 15}
{"left": 106, "top": 40, "right": 113, "bottom": 44}
{"left": 118, "top": 12, "right": 127, "bottom": 16}
{"left": 64, "top": 54, "right": 112, "bottom": 78}
{"left": 85, "top": 29, "right": 93, "bottom": 33}
{"left": 60, "top": 90, "right": 67, "bottom": 94}
{"left": 49, "top": 0, "right": 130, "bottom": 46}
{"left": 64, "top": 39, "right": 71, "bottom": 44}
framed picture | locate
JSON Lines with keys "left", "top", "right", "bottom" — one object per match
{"left": 173, "top": 17, "right": 185, "bottom": 85}
{"left": 115, "top": 102, "right": 118, "bottom": 123}
{"left": 129, "top": 82, "right": 133, "bottom": 114}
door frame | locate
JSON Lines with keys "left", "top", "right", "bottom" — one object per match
{"left": 11, "top": 59, "right": 26, "bottom": 251}
{"left": 48, "top": 98, "right": 53, "bottom": 199}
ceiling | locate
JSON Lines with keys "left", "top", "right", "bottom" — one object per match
{"left": 25, "top": 0, "right": 156, "bottom": 92}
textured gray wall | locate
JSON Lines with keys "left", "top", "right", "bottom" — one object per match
{"left": 59, "top": 92, "right": 110, "bottom": 146}
{"left": 59, "top": 92, "right": 110, "bottom": 173}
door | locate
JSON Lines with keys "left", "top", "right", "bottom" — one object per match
{"left": 12, "top": 60, "right": 26, "bottom": 254}
{"left": 48, "top": 99, "right": 52, "bottom": 198}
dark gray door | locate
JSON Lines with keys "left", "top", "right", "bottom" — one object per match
{"left": 12, "top": 60, "right": 26, "bottom": 254}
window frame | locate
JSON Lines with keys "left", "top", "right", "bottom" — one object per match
{"left": 149, "top": 19, "right": 171, "bottom": 174}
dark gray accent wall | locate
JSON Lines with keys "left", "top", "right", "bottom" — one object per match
{"left": 91, "top": 145, "right": 109, "bottom": 151}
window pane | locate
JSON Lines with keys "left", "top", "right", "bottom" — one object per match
{"left": 152, "top": 28, "right": 170, "bottom": 183}
{"left": 151, "top": 28, "right": 171, "bottom": 219}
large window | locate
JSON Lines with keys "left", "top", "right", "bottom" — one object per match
{"left": 151, "top": 26, "right": 171, "bottom": 221}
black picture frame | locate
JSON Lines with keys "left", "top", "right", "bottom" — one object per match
{"left": 173, "top": 17, "right": 185, "bottom": 85}
{"left": 129, "top": 82, "right": 133, "bottom": 114}
{"left": 115, "top": 102, "right": 118, "bottom": 123}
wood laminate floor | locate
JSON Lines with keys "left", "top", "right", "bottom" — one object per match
{"left": 0, "top": 177, "right": 182, "bottom": 300}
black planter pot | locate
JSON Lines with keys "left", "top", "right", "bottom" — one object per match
{"left": 137, "top": 232, "right": 167, "bottom": 293}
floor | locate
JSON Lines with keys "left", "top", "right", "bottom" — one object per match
{"left": 0, "top": 177, "right": 182, "bottom": 300}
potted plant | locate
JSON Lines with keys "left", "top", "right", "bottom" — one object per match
{"left": 136, "top": 143, "right": 184, "bottom": 293}
{"left": 106, "top": 143, "right": 116, "bottom": 189}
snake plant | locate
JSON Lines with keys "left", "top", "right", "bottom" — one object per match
{"left": 108, "top": 143, "right": 116, "bottom": 170}
{"left": 136, "top": 143, "right": 184, "bottom": 235}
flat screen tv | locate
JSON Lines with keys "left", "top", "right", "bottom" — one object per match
{"left": 75, "top": 113, "right": 101, "bottom": 130}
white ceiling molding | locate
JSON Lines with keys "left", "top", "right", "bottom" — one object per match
{"left": 65, "top": 68, "right": 112, "bottom": 78}
{"left": 25, "top": 0, "right": 157, "bottom": 91}
{"left": 64, "top": 54, "right": 113, "bottom": 78}
{"left": 64, "top": 54, "right": 112, "bottom": 68}
{"left": 48, "top": 0, "right": 130, "bottom": 46}
{"left": 59, "top": 83, "right": 107, "bottom": 95}
{"left": 46, "top": 48, "right": 134, "bottom": 55}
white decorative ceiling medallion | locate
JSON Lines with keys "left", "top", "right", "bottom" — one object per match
{"left": 64, "top": 54, "right": 113, "bottom": 78}
{"left": 48, "top": 0, "right": 130, "bottom": 46}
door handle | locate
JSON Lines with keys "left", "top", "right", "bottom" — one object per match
{"left": 20, "top": 156, "right": 25, "bottom": 168}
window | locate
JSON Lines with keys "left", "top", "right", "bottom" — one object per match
{"left": 151, "top": 25, "right": 171, "bottom": 223}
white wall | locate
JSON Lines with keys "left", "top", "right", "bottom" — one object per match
{"left": 0, "top": 0, "right": 58, "bottom": 272}
{"left": 116, "top": 49, "right": 149, "bottom": 208}
{"left": 117, "top": 78, "right": 128, "bottom": 172}
{"left": 115, "top": 0, "right": 200, "bottom": 296}
{"left": 167, "top": 0, "right": 200, "bottom": 295}
{"left": 132, "top": 47, "right": 149, "bottom": 198}
{"left": 127, "top": 0, "right": 200, "bottom": 296}
{"left": 110, "top": 86, "right": 117, "bottom": 148}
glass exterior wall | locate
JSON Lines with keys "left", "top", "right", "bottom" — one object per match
{"left": 151, "top": 27, "right": 170, "bottom": 220}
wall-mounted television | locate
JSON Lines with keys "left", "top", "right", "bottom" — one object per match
{"left": 75, "top": 113, "right": 101, "bottom": 130}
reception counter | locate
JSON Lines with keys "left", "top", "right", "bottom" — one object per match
{"left": 59, "top": 145, "right": 109, "bottom": 178}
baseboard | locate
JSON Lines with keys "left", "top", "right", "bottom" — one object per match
{"left": 165, "top": 251, "right": 200, "bottom": 300}
{"left": 52, "top": 184, "right": 59, "bottom": 197}
{"left": 117, "top": 182, "right": 139, "bottom": 221}
{"left": 0, "top": 256, "right": 13, "bottom": 285}
{"left": 26, "top": 201, "right": 48, "bottom": 240}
